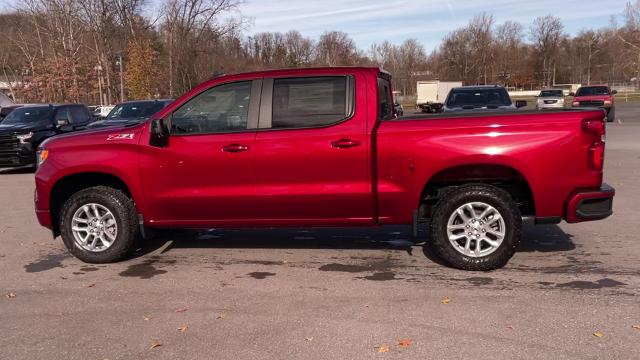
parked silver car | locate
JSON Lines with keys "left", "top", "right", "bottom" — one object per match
{"left": 536, "top": 89, "right": 565, "bottom": 110}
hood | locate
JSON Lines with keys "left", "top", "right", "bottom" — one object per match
{"left": 87, "top": 118, "right": 144, "bottom": 129}
{"left": 42, "top": 123, "right": 145, "bottom": 150}
{"left": 0, "top": 121, "right": 51, "bottom": 133}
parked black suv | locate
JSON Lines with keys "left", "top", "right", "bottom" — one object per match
{"left": 0, "top": 104, "right": 93, "bottom": 169}
{"left": 87, "top": 99, "right": 173, "bottom": 129}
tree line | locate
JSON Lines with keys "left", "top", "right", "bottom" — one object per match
{"left": 2, "top": 0, "right": 640, "bottom": 105}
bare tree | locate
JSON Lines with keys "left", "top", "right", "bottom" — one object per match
{"left": 530, "top": 15, "right": 564, "bottom": 87}
{"left": 315, "top": 31, "right": 358, "bottom": 66}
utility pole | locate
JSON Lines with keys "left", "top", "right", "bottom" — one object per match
{"left": 94, "top": 64, "right": 104, "bottom": 106}
{"left": 117, "top": 53, "right": 125, "bottom": 102}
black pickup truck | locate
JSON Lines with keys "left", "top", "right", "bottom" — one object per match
{"left": 0, "top": 104, "right": 93, "bottom": 169}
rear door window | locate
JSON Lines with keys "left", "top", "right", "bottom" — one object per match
{"left": 271, "top": 76, "right": 352, "bottom": 129}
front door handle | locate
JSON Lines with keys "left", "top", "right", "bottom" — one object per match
{"left": 331, "top": 139, "right": 361, "bottom": 149}
{"left": 222, "top": 143, "right": 249, "bottom": 152}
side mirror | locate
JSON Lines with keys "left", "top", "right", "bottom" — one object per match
{"left": 56, "top": 118, "right": 69, "bottom": 128}
{"left": 149, "top": 118, "right": 169, "bottom": 147}
{"left": 611, "top": 90, "right": 618, "bottom": 95}
{"left": 515, "top": 100, "right": 527, "bottom": 109}
{"left": 569, "top": 92, "right": 575, "bottom": 97}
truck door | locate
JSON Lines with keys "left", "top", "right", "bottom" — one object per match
{"left": 254, "top": 74, "right": 374, "bottom": 225}
{"left": 139, "top": 80, "right": 261, "bottom": 223}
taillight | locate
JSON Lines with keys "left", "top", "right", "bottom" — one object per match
{"left": 582, "top": 120, "right": 605, "bottom": 137}
{"left": 589, "top": 143, "right": 605, "bottom": 170}
{"left": 583, "top": 119, "right": 606, "bottom": 171}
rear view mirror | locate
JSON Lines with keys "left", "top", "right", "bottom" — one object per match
{"left": 515, "top": 100, "right": 527, "bottom": 109}
{"left": 150, "top": 118, "right": 169, "bottom": 147}
{"left": 56, "top": 118, "right": 69, "bottom": 128}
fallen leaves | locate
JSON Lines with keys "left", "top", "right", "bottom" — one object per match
{"left": 304, "top": 337, "right": 313, "bottom": 341}
{"left": 632, "top": 325, "right": 640, "bottom": 330}
{"left": 177, "top": 325, "right": 188, "bottom": 332}
{"left": 441, "top": 297, "right": 450, "bottom": 305}
{"left": 375, "top": 338, "right": 412, "bottom": 354}
{"left": 87, "top": 283, "right": 96, "bottom": 288}
{"left": 216, "top": 313, "right": 225, "bottom": 320}
{"left": 397, "top": 339, "right": 411, "bottom": 348}
{"left": 175, "top": 308, "right": 188, "bottom": 313}
{"left": 6, "top": 292, "right": 16, "bottom": 298}
{"left": 593, "top": 331, "right": 605, "bottom": 338}
{"left": 149, "top": 342, "right": 162, "bottom": 349}
{"left": 143, "top": 315, "right": 151, "bottom": 321}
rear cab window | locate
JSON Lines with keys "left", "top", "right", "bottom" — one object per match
{"left": 377, "top": 76, "right": 394, "bottom": 120}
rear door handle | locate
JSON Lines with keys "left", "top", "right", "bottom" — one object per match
{"left": 222, "top": 143, "right": 249, "bottom": 152}
{"left": 331, "top": 139, "right": 361, "bottom": 149}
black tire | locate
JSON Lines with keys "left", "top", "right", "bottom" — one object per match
{"left": 606, "top": 107, "right": 615, "bottom": 122}
{"left": 428, "top": 184, "right": 522, "bottom": 271}
{"left": 59, "top": 186, "right": 139, "bottom": 263}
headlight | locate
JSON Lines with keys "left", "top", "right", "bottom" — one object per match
{"left": 16, "top": 132, "right": 33, "bottom": 144}
{"left": 36, "top": 149, "right": 49, "bottom": 167}
{"left": 604, "top": 100, "right": 612, "bottom": 106}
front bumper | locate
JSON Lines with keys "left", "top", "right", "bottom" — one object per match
{"left": 0, "top": 142, "right": 36, "bottom": 168}
{"left": 36, "top": 209, "right": 52, "bottom": 229}
{"left": 537, "top": 101, "right": 564, "bottom": 109}
{"left": 565, "top": 184, "right": 615, "bottom": 223}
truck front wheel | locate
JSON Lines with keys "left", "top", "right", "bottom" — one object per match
{"left": 59, "top": 186, "right": 139, "bottom": 263}
{"left": 428, "top": 184, "right": 522, "bottom": 271}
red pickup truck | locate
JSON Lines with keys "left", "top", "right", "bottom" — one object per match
{"left": 34, "top": 67, "right": 614, "bottom": 270}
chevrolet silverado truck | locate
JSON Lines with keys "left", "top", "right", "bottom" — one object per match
{"left": 1, "top": 104, "right": 94, "bottom": 169}
{"left": 571, "top": 85, "right": 616, "bottom": 122}
{"left": 34, "top": 67, "right": 615, "bottom": 270}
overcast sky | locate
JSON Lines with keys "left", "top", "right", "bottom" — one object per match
{"left": 237, "top": 0, "right": 629, "bottom": 50}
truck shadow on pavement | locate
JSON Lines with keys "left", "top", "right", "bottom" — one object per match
{"left": 134, "top": 224, "right": 576, "bottom": 261}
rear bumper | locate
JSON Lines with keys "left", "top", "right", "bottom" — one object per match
{"left": 565, "top": 183, "right": 615, "bottom": 223}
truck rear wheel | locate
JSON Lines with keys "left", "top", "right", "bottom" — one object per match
{"left": 428, "top": 184, "right": 521, "bottom": 271}
{"left": 59, "top": 186, "right": 139, "bottom": 263}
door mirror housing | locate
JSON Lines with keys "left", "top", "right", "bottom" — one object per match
{"left": 569, "top": 92, "right": 575, "bottom": 97}
{"left": 150, "top": 118, "right": 169, "bottom": 147}
{"left": 56, "top": 118, "right": 69, "bottom": 128}
{"left": 515, "top": 100, "right": 527, "bottom": 109}
{"left": 611, "top": 89, "right": 618, "bottom": 95}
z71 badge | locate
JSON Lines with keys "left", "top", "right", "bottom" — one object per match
{"left": 107, "top": 133, "right": 134, "bottom": 141}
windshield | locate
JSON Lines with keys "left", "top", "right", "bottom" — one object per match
{"left": 106, "top": 101, "right": 167, "bottom": 121}
{"left": 539, "top": 90, "right": 563, "bottom": 97}
{"left": 1, "top": 106, "right": 52, "bottom": 125}
{"left": 576, "top": 86, "right": 610, "bottom": 96}
{"left": 446, "top": 88, "right": 512, "bottom": 108}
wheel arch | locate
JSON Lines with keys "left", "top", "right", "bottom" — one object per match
{"left": 49, "top": 172, "right": 136, "bottom": 236}
{"left": 418, "top": 163, "right": 535, "bottom": 219}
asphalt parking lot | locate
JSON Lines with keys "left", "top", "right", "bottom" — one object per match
{"left": 1, "top": 104, "right": 639, "bottom": 360}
